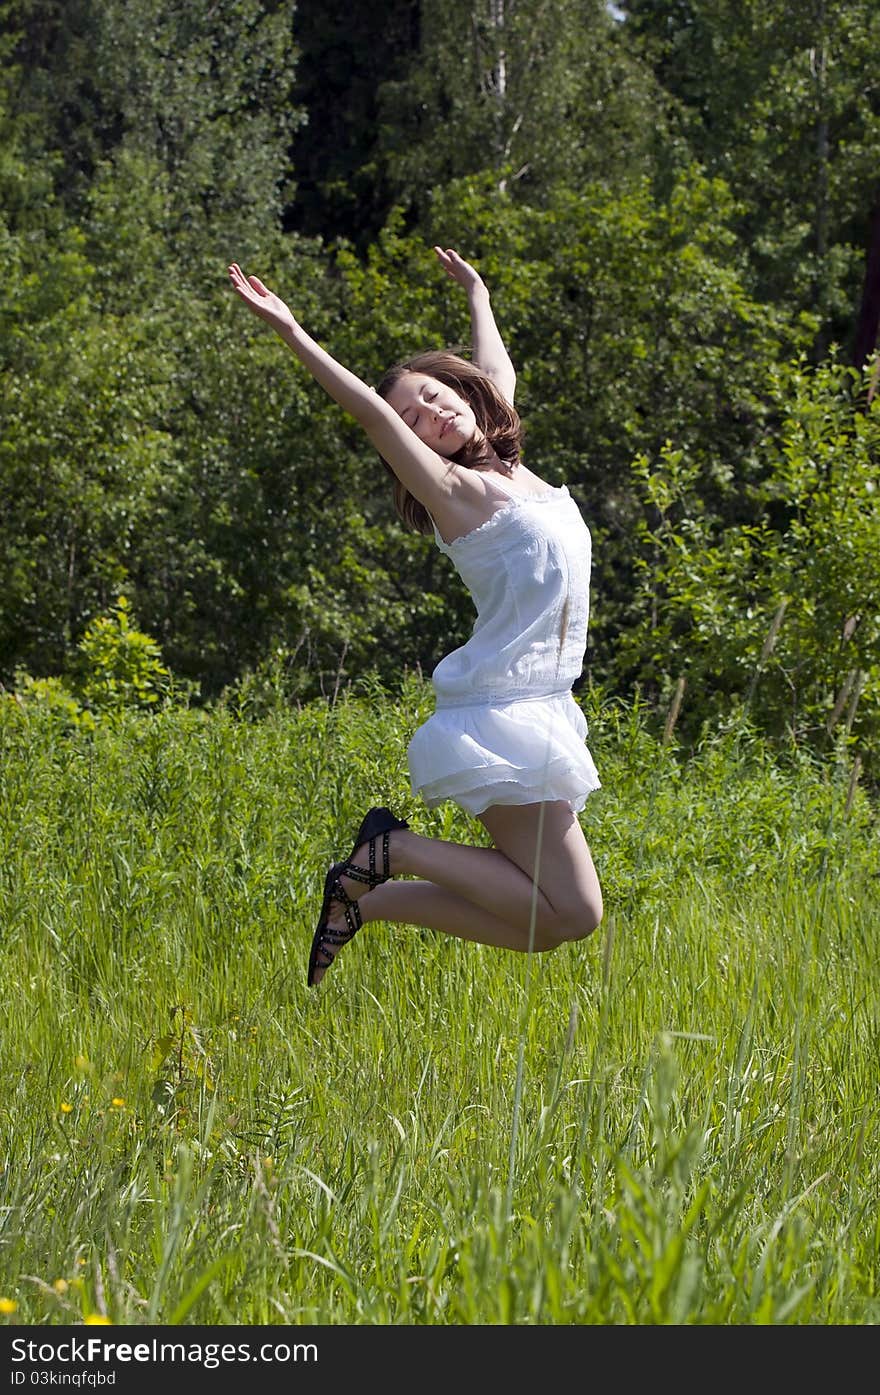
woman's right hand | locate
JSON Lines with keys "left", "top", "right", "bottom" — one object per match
{"left": 433, "top": 246, "right": 486, "bottom": 295}
{"left": 228, "top": 263, "right": 297, "bottom": 335}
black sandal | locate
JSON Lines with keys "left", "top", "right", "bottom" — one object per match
{"left": 307, "top": 806, "right": 409, "bottom": 986}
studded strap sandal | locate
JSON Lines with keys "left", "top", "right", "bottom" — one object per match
{"left": 307, "top": 806, "right": 409, "bottom": 987}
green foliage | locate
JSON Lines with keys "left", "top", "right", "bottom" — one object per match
{"left": 4, "top": 0, "right": 301, "bottom": 247}
{"left": 0, "top": 300, "right": 175, "bottom": 676}
{"left": 619, "top": 355, "right": 880, "bottom": 771}
{"left": 375, "top": 0, "right": 661, "bottom": 210}
{"left": 623, "top": 0, "right": 880, "bottom": 355}
{"left": 76, "top": 596, "right": 170, "bottom": 713}
{"left": 7, "top": 673, "right": 92, "bottom": 732}
{"left": 0, "top": 0, "right": 318, "bottom": 694}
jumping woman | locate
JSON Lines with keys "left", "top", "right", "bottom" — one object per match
{"left": 228, "top": 246, "right": 603, "bottom": 986}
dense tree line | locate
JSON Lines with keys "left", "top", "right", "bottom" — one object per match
{"left": 2, "top": 1, "right": 878, "bottom": 769}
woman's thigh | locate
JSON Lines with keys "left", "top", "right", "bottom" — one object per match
{"left": 478, "top": 800, "right": 603, "bottom": 936}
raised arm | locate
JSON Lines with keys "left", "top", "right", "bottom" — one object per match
{"left": 228, "top": 263, "right": 472, "bottom": 514}
{"left": 433, "top": 247, "right": 516, "bottom": 405}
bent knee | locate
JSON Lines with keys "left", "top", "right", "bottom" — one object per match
{"left": 541, "top": 897, "right": 603, "bottom": 948}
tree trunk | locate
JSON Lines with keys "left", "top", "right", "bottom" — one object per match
{"left": 853, "top": 183, "right": 880, "bottom": 395}
{"left": 812, "top": 27, "right": 830, "bottom": 361}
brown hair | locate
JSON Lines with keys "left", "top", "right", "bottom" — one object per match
{"left": 375, "top": 349, "right": 523, "bottom": 534}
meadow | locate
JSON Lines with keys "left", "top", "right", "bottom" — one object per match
{"left": 0, "top": 674, "right": 877, "bottom": 1325}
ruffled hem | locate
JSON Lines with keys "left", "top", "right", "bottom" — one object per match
{"left": 407, "top": 692, "right": 601, "bottom": 817}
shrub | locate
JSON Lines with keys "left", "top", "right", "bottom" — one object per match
{"left": 76, "top": 595, "right": 170, "bottom": 714}
{"left": 617, "top": 354, "right": 880, "bottom": 777}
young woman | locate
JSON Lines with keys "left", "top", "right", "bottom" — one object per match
{"left": 228, "top": 247, "right": 603, "bottom": 987}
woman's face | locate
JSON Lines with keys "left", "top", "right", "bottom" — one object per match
{"left": 384, "top": 372, "right": 478, "bottom": 456}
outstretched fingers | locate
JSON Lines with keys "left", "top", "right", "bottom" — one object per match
{"left": 433, "top": 246, "right": 485, "bottom": 294}
{"left": 228, "top": 263, "right": 263, "bottom": 301}
{"left": 433, "top": 245, "right": 469, "bottom": 280}
{"left": 433, "top": 245, "right": 456, "bottom": 277}
{"left": 227, "top": 265, "right": 297, "bottom": 334}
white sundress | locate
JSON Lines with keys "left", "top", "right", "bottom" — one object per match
{"left": 407, "top": 472, "right": 601, "bottom": 816}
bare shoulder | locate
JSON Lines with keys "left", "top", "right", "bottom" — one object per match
{"left": 503, "top": 463, "right": 553, "bottom": 496}
{"left": 426, "top": 468, "right": 495, "bottom": 542}
{"left": 429, "top": 465, "right": 545, "bottom": 543}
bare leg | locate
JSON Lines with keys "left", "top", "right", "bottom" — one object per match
{"left": 310, "top": 801, "right": 602, "bottom": 984}
{"left": 358, "top": 880, "right": 553, "bottom": 950}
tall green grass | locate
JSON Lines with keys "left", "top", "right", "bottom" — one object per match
{"left": 1, "top": 674, "right": 877, "bottom": 1324}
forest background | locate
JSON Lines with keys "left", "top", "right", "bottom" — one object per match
{"left": 2, "top": 0, "right": 879, "bottom": 777}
